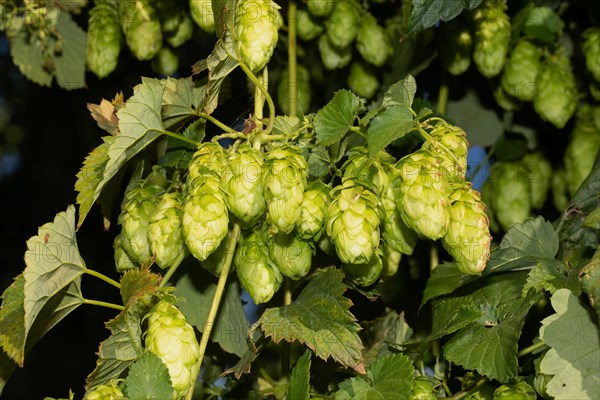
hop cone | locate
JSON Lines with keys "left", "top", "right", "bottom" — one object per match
{"left": 480, "top": 178, "right": 501, "bottom": 233}
{"left": 166, "top": 13, "right": 193, "bottom": 48}
{"left": 381, "top": 164, "right": 417, "bottom": 255}
{"left": 343, "top": 248, "right": 383, "bottom": 287}
{"left": 564, "top": 106, "right": 600, "bottom": 196}
{"left": 356, "top": 15, "right": 392, "bottom": 67}
{"left": 579, "top": 255, "right": 600, "bottom": 317}
{"left": 235, "top": 231, "right": 282, "bottom": 304}
{"left": 533, "top": 356, "right": 552, "bottom": 400}
{"left": 534, "top": 51, "right": 577, "bottom": 129}
{"left": 393, "top": 149, "right": 453, "bottom": 240}
{"left": 318, "top": 34, "right": 352, "bottom": 70}
{"left": 442, "top": 183, "right": 491, "bottom": 274}
{"left": 234, "top": 0, "right": 281, "bottom": 72}
{"left": 551, "top": 167, "right": 569, "bottom": 212}
{"left": 410, "top": 377, "right": 437, "bottom": 400}
{"left": 151, "top": 47, "right": 179, "bottom": 76}
{"left": 341, "top": 146, "right": 394, "bottom": 195}
{"left": 85, "top": 381, "right": 124, "bottom": 400}
{"left": 500, "top": 39, "right": 541, "bottom": 102}
{"left": 187, "top": 142, "right": 227, "bottom": 183}
{"left": 263, "top": 145, "right": 308, "bottom": 234}
{"left": 522, "top": 152, "right": 552, "bottom": 209}
{"left": 222, "top": 145, "right": 266, "bottom": 224}
{"left": 422, "top": 122, "right": 469, "bottom": 181}
{"left": 145, "top": 301, "right": 200, "bottom": 399}
{"left": 381, "top": 243, "right": 401, "bottom": 278}
{"left": 114, "top": 233, "right": 136, "bottom": 272}
{"left": 326, "top": 180, "right": 381, "bottom": 264}
{"left": 189, "top": 0, "right": 214, "bottom": 33}
{"left": 297, "top": 8, "right": 324, "bottom": 41}
{"left": 277, "top": 65, "right": 311, "bottom": 115}
{"left": 325, "top": 0, "right": 360, "bottom": 49}
{"left": 493, "top": 382, "right": 536, "bottom": 400}
{"left": 493, "top": 79, "right": 522, "bottom": 112}
{"left": 201, "top": 229, "right": 234, "bottom": 277}
{"left": 148, "top": 191, "right": 186, "bottom": 269}
{"left": 472, "top": 0, "right": 511, "bottom": 78}
{"left": 347, "top": 62, "right": 379, "bottom": 99}
{"left": 437, "top": 18, "right": 472, "bottom": 76}
{"left": 583, "top": 27, "right": 600, "bottom": 81}
{"left": 269, "top": 233, "right": 312, "bottom": 280}
{"left": 296, "top": 181, "right": 330, "bottom": 240}
{"left": 307, "top": 0, "right": 337, "bottom": 17}
{"left": 119, "top": 0, "right": 162, "bottom": 61}
{"left": 86, "top": 0, "right": 121, "bottom": 78}
{"left": 489, "top": 162, "right": 531, "bottom": 231}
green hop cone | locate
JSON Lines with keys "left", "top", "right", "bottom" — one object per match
{"left": 222, "top": 145, "right": 266, "bottom": 224}
{"left": 472, "top": 0, "right": 511, "bottom": 78}
{"left": 533, "top": 355, "right": 552, "bottom": 400}
{"left": 189, "top": 0, "right": 214, "bottom": 33}
{"left": 277, "top": 65, "right": 311, "bottom": 115}
{"left": 114, "top": 233, "right": 137, "bottom": 272}
{"left": 347, "top": 62, "right": 379, "bottom": 99}
{"left": 480, "top": 177, "right": 501, "bottom": 233}
{"left": 318, "top": 34, "right": 352, "bottom": 69}
{"left": 551, "top": 167, "right": 569, "bottom": 212}
{"left": 410, "top": 376, "right": 437, "bottom": 400}
{"left": 493, "top": 78, "right": 523, "bottom": 112}
{"left": 201, "top": 229, "right": 235, "bottom": 277}
{"left": 297, "top": 8, "right": 324, "bottom": 41}
{"left": 326, "top": 180, "right": 381, "bottom": 264}
{"left": 86, "top": 0, "right": 121, "bottom": 78}
{"left": 85, "top": 381, "right": 124, "bottom": 400}
{"left": 463, "top": 385, "right": 495, "bottom": 400}
{"left": 579, "top": 253, "right": 600, "bottom": 317}
{"left": 381, "top": 243, "right": 401, "bottom": 278}
{"left": 493, "top": 381, "right": 536, "bottom": 400}
{"left": 187, "top": 142, "right": 227, "bottom": 183}
{"left": 522, "top": 151, "right": 552, "bottom": 209}
{"left": 489, "top": 162, "right": 531, "bottom": 231}
{"left": 119, "top": 0, "right": 162, "bottom": 61}
{"left": 500, "top": 39, "right": 542, "bottom": 102}
{"left": 355, "top": 14, "right": 392, "bottom": 67}
{"left": 148, "top": 191, "right": 187, "bottom": 269}
{"left": 235, "top": 231, "right": 283, "bottom": 303}
{"left": 442, "top": 183, "right": 492, "bottom": 274}
{"left": 269, "top": 232, "right": 313, "bottom": 280}
{"left": 393, "top": 149, "right": 453, "bottom": 240}
{"left": 534, "top": 51, "right": 577, "bottom": 129}
{"left": 296, "top": 181, "right": 330, "bottom": 240}
{"left": 421, "top": 122, "right": 469, "bottom": 181}
{"left": 166, "top": 13, "right": 193, "bottom": 48}
{"left": 263, "top": 145, "right": 308, "bottom": 234}
{"left": 307, "top": 0, "right": 338, "bottom": 17}
{"left": 437, "top": 18, "right": 472, "bottom": 76}
{"left": 325, "top": 0, "right": 360, "bottom": 49}
{"left": 341, "top": 146, "right": 394, "bottom": 195}
{"left": 234, "top": 0, "right": 281, "bottom": 72}
{"left": 153, "top": 0, "right": 183, "bottom": 33}
{"left": 582, "top": 27, "right": 600, "bottom": 81}
{"left": 564, "top": 106, "right": 600, "bottom": 196}
{"left": 151, "top": 47, "right": 179, "bottom": 76}
{"left": 145, "top": 301, "right": 200, "bottom": 399}
{"left": 343, "top": 248, "right": 383, "bottom": 287}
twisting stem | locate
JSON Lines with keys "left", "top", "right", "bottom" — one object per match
{"left": 288, "top": 0, "right": 298, "bottom": 117}
{"left": 151, "top": 129, "right": 202, "bottom": 147}
{"left": 198, "top": 112, "right": 239, "bottom": 134}
{"left": 239, "top": 60, "right": 276, "bottom": 136}
{"left": 196, "top": 223, "right": 241, "bottom": 371}
{"left": 82, "top": 299, "right": 124, "bottom": 311}
{"left": 517, "top": 341, "right": 548, "bottom": 358}
{"left": 84, "top": 268, "right": 121, "bottom": 289}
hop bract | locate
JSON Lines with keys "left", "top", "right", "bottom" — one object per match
{"left": 234, "top": 0, "right": 281, "bottom": 72}
{"left": 522, "top": 152, "right": 552, "bottom": 209}
{"left": 269, "top": 233, "right": 312, "bottom": 280}
{"left": 148, "top": 191, "right": 187, "bottom": 269}
{"left": 442, "top": 183, "right": 491, "bottom": 274}
{"left": 437, "top": 19, "right": 472, "bottom": 76}
{"left": 422, "top": 123, "right": 469, "bottom": 181}
{"left": 263, "top": 145, "right": 308, "bottom": 234}
{"left": 501, "top": 39, "right": 542, "bottom": 102}
{"left": 296, "top": 181, "right": 330, "bottom": 240}
{"left": 355, "top": 15, "right": 392, "bottom": 67}
{"left": 393, "top": 149, "right": 452, "bottom": 240}
{"left": 189, "top": 0, "right": 215, "bottom": 33}
{"left": 343, "top": 248, "right": 383, "bottom": 287}
{"left": 472, "top": 0, "right": 511, "bottom": 78}
{"left": 86, "top": 0, "right": 121, "bottom": 78}
{"left": 325, "top": 0, "right": 360, "bottom": 49}
{"left": 489, "top": 162, "right": 531, "bottom": 231}
{"left": 145, "top": 301, "right": 201, "bottom": 399}
{"left": 119, "top": 0, "right": 162, "bottom": 61}
{"left": 582, "top": 27, "right": 600, "bottom": 81}
{"left": 85, "top": 381, "right": 124, "bottom": 400}
{"left": 493, "top": 381, "right": 536, "bottom": 400}
{"left": 326, "top": 180, "right": 381, "bottom": 264}
{"left": 235, "top": 231, "right": 282, "bottom": 304}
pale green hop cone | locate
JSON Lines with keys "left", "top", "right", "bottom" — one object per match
{"left": 480, "top": 178, "right": 501, "bottom": 233}
{"left": 579, "top": 255, "right": 600, "bottom": 317}
{"left": 84, "top": 381, "right": 124, "bottom": 400}
{"left": 234, "top": 0, "right": 282, "bottom": 72}
{"left": 297, "top": 7, "right": 324, "bottom": 41}
{"left": 489, "top": 162, "right": 531, "bottom": 231}
{"left": 582, "top": 27, "right": 600, "bottom": 81}
{"left": 472, "top": 0, "right": 511, "bottom": 78}
{"left": 325, "top": 0, "right": 360, "bottom": 49}
{"left": 564, "top": 106, "right": 600, "bottom": 196}
{"left": 341, "top": 146, "right": 394, "bottom": 195}
{"left": 166, "top": 13, "right": 193, "bottom": 48}
{"left": 318, "top": 34, "right": 352, "bottom": 69}
{"left": 201, "top": 228, "right": 235, "bottom": 277}
{"left": 269, "top": 232, "right": 313, "bottom": 280}
{"left": 501, "top": 39, "right": 542, "bottom": 102}
{"left": 421, "top": 122, "right": 469, "bottom": 181}
{"left": 277, "top": 65, "right": 311, "bottom": 115}
{"left": 381, "top": 185, "right": 418, "bottom": 255}
{"left": 151, "top": 46, "right": 179, "bottom": 76}
{"left": 296, "top": 181, "right": 330, "bottom": 240}
{"left": 393, "top": 149, "right": 453, "bottom": 240}
{"left": 86, "top": 0, "right": 121, "bottom": 78}
{"left": 437, "top": 18, "right": 472, "bottom": 76}
{"left": 522, "top": 151, "right": 552, "bottom": 209}
{"left": 148, "top": 191, "right": 187, "bottom": 269}
{"left": 551, "top": 167, "right": 569, "bottom": 212}
{"left": 235, "top": 231, "right": 283, "bottom": 304}
{"left": 326, "top": 180, "right": 381, "bottom": 264}
{"left": 355, "top": 14, "right": 392, "bottom": 67}
{"left": 493, "top": 381, "right": 536, "bottom": 400}
{"left": 381, "top": 243, "right": 401, "bottom": 278}
{"left": 145, "top": 301, "right": 201, "bottom": 399}
{"left": 410, "top": 376, "right": 437, "bottom": 400}
{"left": 307, "top": 0, "right": 338, "bottom": 17}
{"left": 189, "top": 0, "right": 214, "bottom": 33}
{"left": 222, "top": 145, "right": 266, "bottom": 224}
{"left": 347, "top": 62, "right": 379, "bottom": 99}
{"left": 119, "top": 0, "right": 162, "bottom": 61}
{"left": 343, "top": 248, "right": 383, "bottom": 287}
{"left": 442, "top": 183, "right": 492, "bottom": 274}
{"left": 187, "top": 142, "right": 227, "bottom": 183}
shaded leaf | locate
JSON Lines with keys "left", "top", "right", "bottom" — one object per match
{"left": 381, "top": 75, "right": 417, "bottom": 109}
{"left": 259, "top": 268, "right": 365, "bottom": 373}
{"left": 119, "top": 269, "right": 161, "bottom": 307}
{"left": 212, "top": 0, "right": 236, "bottom": 40}
{"left": 366, "top": 106, "right": 415, "bottom": 158}
{"left": 8, "top": 25, "right": 53, "bottom": 86}
{"left": 159, "top": 119, "right": 206, "bottom": 169}
{"left": 522, "top": 260, "right": 580, "bottom": 297}
{"left": 523, "top": 7, "right": 563, "bottom": 43}
{"left": 407, "top": 0, "right": 483, "bottom": 34}
{"left": 307, "top": 145, "right": 331, "bottom": 179}
{"left": 125, "top": 352, "right": 174, "bottom": 400}
{"left": 53, "top": 11, "right": 86, "bottom": 90}
{"left": 362, "top": 311, "right": 413, "bottom": 367}
{"left": 161, "top": 77, "right": 196, "bottom": 129}
{"left": 314, "top": 90, "right": 364, "bottom": 147}
{"left": 288, "top": 350, "right": 311, "bottom": 400}
{"left": 0, "top": 350, "right": 17, "bottom": 395}
{"left": 428, "top": 297, "right": 482, "bottom": 341}
{"left": 422, "top": 262, "right": 476, "bottom": 306}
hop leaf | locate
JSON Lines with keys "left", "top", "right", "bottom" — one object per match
{"left": 472, "top": 0, "right": 511, "bottom": 78}
{"left": 86, "top": 0, "right": 121, "bottom": 78}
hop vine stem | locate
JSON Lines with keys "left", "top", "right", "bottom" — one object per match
{"left": 84, "top": 268, "right": 121, "bottom": 289}
{"left": 238, "top": 60, "right": 276, "bottom": 136}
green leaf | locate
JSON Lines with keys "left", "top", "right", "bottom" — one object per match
{"left": 335, "top": 354, "right": 414, "bottom": 400}
{"left": 428, "top": 297, "right": 482, "bottom": 341}
{"left": 314, "top": 90, "right": 364, "bottom": 147}
{"left": 0, "top": 274, "right": 26, "bottom": 365}
{"left": 53, "top": 11, "right": 86, "bottom": 90}
{"left": 119, "top": 269, "right": 161, "bottom": 307}
{"left": 8, "top": 25, "right": 53, "bottom": 86}
{"left": 381, "top": 75, "right": 417, "bottom": 109}
{"left": 422, "top": 262, "right": 477, "bottom": 306}
{"left": 125, "top": 352, "right": 174, "bottom": 400}
{"left": 288, "top": 350, "right": 311, "bottom": 400}
{"left": 75, "top": 137, "right": 114, "bottom": 228}
{"left": 212, "top": 0, "right": 236, "bottom": 40}
{"left": 259, "top": 268, "right": 365, "bottom": 373}
{"left": 407, "top": 0, "right": 483, "bottom": 34}
{"left": 584, "top": 208, "right": 600, "bottom": 229}
{"left": 362, "top": 311, "right": 413, "bottom": 367}
{"left": 540, "top": 289, "right": 600, "bottom": 400}
{"left": 86, "top": 306, "right": 144, "bottom": 389}
{"left": 522, "top": 260, "right": 580, "bottom": 296}
{"left": 272, "top": 115, "right": 302, "bottom": 135}
{"left": 366, "top": 106, "right": 415, "bottom": 158}
{"left": 23, "top": 206, "right": 85, "bottom": 336}
{"left": 159, "top": 119, "right": 206, "bottom": 169}
{"left": 523, "top": 7, "right": 564, "bottom": 43}
{"left": 161, "top": 77, "right": 196, "bottom": 129}
{"left": 174, "top": 267, "right": 248, "bottom": 357}
{"left": 307, "top": 145, "right": 331, "bottom": 179}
